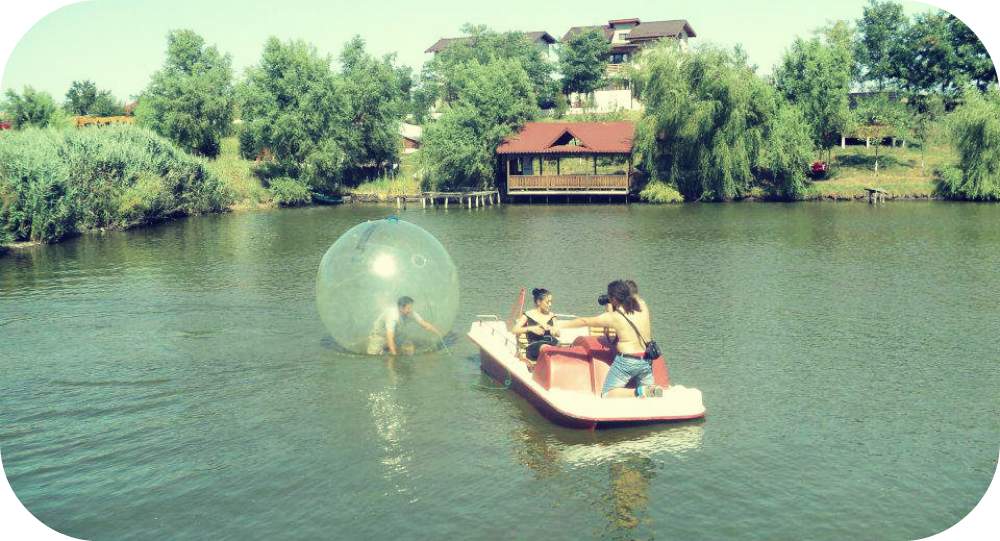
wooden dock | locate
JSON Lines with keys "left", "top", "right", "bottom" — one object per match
{"left": 389, "top": 190, "right": 501, "bottom": 210}
{"left": 865, "top": 187, "right": 889, "bottom": 205}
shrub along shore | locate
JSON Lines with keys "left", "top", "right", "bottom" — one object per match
{"left": 0, "top": 122, "right": 979, "bottom": 252}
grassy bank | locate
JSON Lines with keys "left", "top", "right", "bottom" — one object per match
{"left": 351, "top": 151, "right": 422, "bottom": 198}
{"left": 206, "top": 136, "right": 424, "bottom": 203}
{"left": 206, "top": 137, "right": 273, "bottom": 209}
{"left": 803, "top": 142, "right": 955, "bottom": 200}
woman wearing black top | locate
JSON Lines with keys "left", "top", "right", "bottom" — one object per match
{"left": 512, "top": 288, "right": 560, "bottom": 369}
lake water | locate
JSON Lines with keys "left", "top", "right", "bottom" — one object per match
{"left": 1, "top": 202, "right": 998, "bottom": 540}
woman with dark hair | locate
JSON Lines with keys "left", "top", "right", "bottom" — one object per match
{"left": 562, "top": 280, "right": 662, "bottom": 398}
{"left": 512, "top": 288, "right": 560, "bottom": 369}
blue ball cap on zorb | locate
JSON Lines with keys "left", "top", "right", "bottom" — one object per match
{"left": 316, "top": 218, "right": 459, "bottom": 354}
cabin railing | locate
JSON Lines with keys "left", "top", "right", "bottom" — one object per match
{"left": 605, "top": 63, "right": 626, "bottom": 76}
{"left": 507, "top": 174, "right": 629, "bottom": 191}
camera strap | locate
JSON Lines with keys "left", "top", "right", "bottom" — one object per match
{"left": 616, "top": 309, "right": 650, "bottom": 347}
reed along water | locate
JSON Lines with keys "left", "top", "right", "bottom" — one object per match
{"left": 1, "top": 202, "right": 998, "bottom": 540}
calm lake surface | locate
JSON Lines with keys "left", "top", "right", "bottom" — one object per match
{"left": 2, "top": 202, "right": 998, "bottom": 540}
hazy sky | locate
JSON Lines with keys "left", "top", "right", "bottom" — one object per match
{"left": 0, "top": 0, "right": 970, "bottom": 102}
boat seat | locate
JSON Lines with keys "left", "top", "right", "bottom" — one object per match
{"left": 533, "top": 335, "right": 671, "bottom": 394}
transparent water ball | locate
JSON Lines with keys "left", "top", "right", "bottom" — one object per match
{"left": 316, "top": 218, "right": 460, "bottom": 355}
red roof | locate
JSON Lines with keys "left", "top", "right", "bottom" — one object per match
{"left": 496, "top": 122, "right": 635, "bottom": 155}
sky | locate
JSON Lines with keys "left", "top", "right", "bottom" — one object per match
{"left": 0, "top": 0, "right": 977, "bottom": 102}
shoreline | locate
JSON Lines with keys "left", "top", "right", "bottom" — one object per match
{"left": 2, "top": 191, "right": 981, "bottom": 253}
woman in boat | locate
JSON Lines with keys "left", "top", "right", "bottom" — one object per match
{"left": 511, "top": 288, "right": 560, "bottom": 369}
{"left": 562, "top": 280, "right": 663, "bottom": 398}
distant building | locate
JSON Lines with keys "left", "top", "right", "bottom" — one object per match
{"left": 563, "top": 18, "right": 696, "bottom": 79}
{"left": 400, "top": 122, "right": 422, "bottom": 154}
{"left": 425, "top": 31, "right": 557, "bottom": 60}
{"left": 562, "top": 18, "right": 697, "bottom": 113}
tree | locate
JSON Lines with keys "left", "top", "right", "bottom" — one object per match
{"left": 64, "top": 80, "right": 97, "bottom": 115}
{"left": 421, "top": 25, "right": 557, "bottom": 108}
{"left": 559, "top": 28, "right": 610, "bottom": 95}
{"left": 634, "top": 43, "right": 813, "bottom": 201}
{"left": 909, "top": 94, "right": 946, "bottom": 173}
{"left": 336, "top": 36, "right": 409, "bottom": 180}
{"left": 237, "top": 37, "right": 344, "bottom": 190}
{"left": 89, "top": 90, "right": 125, "bottom": 117}
{"left": 4, "top": 86, "right": 60, "bottom": 128}
{"left": 855, "top": 0, "right": 908, "bottom": 90}
{"left": 237, "top": 36, "right": 409, "bottom": 191}
{"left": 135, "top": 30, "right": 235, "bottom": 157}
{"left": 937, "top": 87, "right": 1000, "bottom": 200}
{"left": 853, "top": 94, "right": 910, "bottom": 177}
{"left": 421, "top": 58, "right": 537, "bottom": 190}
{"left": 774, "top": 22, "right": 855, "bottom": 160}
{"left": 895, "top": 10, "right": 997, "bottom": 97}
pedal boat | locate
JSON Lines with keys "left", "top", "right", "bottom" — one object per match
{"left": 467, "top": 316, "right": 706, "bottom": 429}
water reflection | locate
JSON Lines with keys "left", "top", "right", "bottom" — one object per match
{"left": 512, "top": 421, "right": 704, "bottom": 537}
{"left": 366, "top": 355, "right": 417, "bottom": 500}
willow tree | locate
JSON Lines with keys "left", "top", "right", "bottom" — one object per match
{"left": 938, "top": 87, "right": 1000, "bottom": 200}
{"left": 633, "top": 43, "right": 813, "bottom": 201}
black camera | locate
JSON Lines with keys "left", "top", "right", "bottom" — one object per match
{"left": 597, "top": 294, "right": 610, "bottom": 306}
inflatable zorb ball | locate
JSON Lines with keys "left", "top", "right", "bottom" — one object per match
{"left": 316, "top": 218, "right": 459, "bottom": 354}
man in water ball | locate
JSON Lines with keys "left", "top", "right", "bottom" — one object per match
{"left": 367, "top": 296, "right": 445, "bottom": 356}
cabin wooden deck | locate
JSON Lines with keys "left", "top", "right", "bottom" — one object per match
{"left": 507, "top": 174, "right": 629, "bottom": 195}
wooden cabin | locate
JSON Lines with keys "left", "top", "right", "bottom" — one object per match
{"left": 497, "top": 121, "right": 635, "bottom": 201}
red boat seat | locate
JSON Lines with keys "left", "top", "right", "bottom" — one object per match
{"left": 532, "top": 335, "right": 671, "bottom": 395}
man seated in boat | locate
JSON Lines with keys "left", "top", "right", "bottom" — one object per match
{"left": 367, "top": 296, "right": 444, "bottom": 355}
{"left": 511, "top": 288, "right": 560, "bottom": 370}
{"left": 561, "top": 280, "right": 663, "bottom": 398}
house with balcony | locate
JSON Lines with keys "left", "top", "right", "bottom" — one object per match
{"left": 562, "top": 18, "right": 697, "bottom": 112}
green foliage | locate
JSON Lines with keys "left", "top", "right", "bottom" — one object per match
{"left": 336, "top": 36, "right": 409, "bottom": 181}
{"left": 559, "top": 28, "right": 610, "bottom": 95}
{"left": 639, "top": 181, "right": 683, "bottom": 203}
{"left": 853, "top": 94, "right": 911, "bottom": 178}
{"left": 634, "top": 43, "right": 813, "bottom": 201}
{"left": 855, "top": 0, "right": 908, "bottom": 90}
{"left": 0, "top": 125, "right": 230, "bottom": 243}
{"left": 4, "top": 86, "right": 60, "bottom": 128}
{"left": 774, "top": 22, "right": 855, "bottom": 153}
{"left": 90, "top": 90, "right": 125, "bottom": 117}
{"left": 135, "top": 29, "right": 235, "bottom": 157}
{"left": 895, "top": 11, "right": 997, "bottom": 96}
{"left": 422, "top": 24, "right": 557, "bottom": 108}
{"left": 421, "top": 59, "right": 538, "bottom": 191}
{"left": 64, "top": 80, "right": 124, "bottom": 117}
{"left": 937, "top": 88, "right": 1000, "bottom": 200}
{"left": 237, "top": 36, "right": 406, "bottom": 191}
{"left": 64, "top": 80, "right": 98, "bottom": 115}
{"left": 267, "top": 177, "right": 312, "bottom": 206}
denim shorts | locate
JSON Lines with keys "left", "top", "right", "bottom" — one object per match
{"left": 601, "top": 354, "right": 654, "bottom": 396}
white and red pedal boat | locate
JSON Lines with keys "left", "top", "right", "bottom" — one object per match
{"left": 467, "top": 315, "right": 706, "bottom": 429}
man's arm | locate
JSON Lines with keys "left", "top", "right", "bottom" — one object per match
{"left": 386, "top": 326, "right": 398, "bottom": 355}
{"left": 419, "top": 319, "right": 443, "bottom": 337}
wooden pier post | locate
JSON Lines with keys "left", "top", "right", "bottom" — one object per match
{"left": 444, "top": 196, "right": 448, "bottom": 209}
